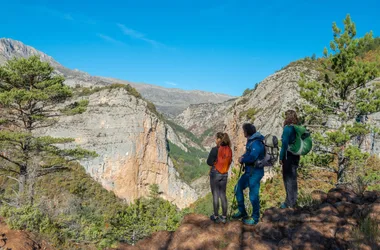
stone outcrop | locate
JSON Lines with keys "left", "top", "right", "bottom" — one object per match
{"left": 39, "top": 88, "right": 198, "bottom": 209}
{"left": 175, "top": 64, "right": 320, "bottom": 173}
{"left": 117, "top": 187, "right": 380, "bottom": 250}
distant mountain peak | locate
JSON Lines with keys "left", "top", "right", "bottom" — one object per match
{"left": 0, "top": 38, "right": 234, "bottom": 117}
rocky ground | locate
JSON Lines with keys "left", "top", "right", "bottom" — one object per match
{"left": 0, "top": 218, "right": 54, "bottom": 250}
{"left": 118, "top": 186, "right": 380, "bottom": 250}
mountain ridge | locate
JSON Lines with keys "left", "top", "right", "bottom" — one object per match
{"left": 0, "top": 38, "right": 234, "bottom": 117}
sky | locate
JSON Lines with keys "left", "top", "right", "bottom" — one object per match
{"left": 1, "top": 0, "right": 379, "bottom": 96}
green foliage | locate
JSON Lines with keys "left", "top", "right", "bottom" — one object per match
{"left": 353, "top": 216, "right": 380, "bottom": 248}
{"left": 0, "top": 162, "right": 186, "bottom": 248}
{"left": 199, "top": 127, "right": 216, "bottom": 142}
{"left": 75, "top": 83, "right": 163, "bottom": 118}
{"left": 62, "top": 99, "right": 89, "bottom": 115}
{"left": 0, "top": 56, "right": 96, "bottom": 206}
{"left": 239, "top": 108, "right": 259, "bottom": 122}
{"left": 242, "top": 88, "right": 253, "bottom": 96}
{"left": 298, "top": 15, "right": 379, "bottom": 183}
{"left": 357, "top": 37, "right": 380, "bottom": 57}
{"left": 237, "top": 97, "right": 249, "bottom": 106}
{"left": 77, "top": 83, "right": 142, "bottom": 99}
{"left": 165, "top": 119, "right": 204, "bottom": 148}
{"left": 168, "top": 141, "right": 209, "bottom": 183}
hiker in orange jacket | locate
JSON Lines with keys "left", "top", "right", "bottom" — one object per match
{"left": 207, "top": 132, "right": 232, "bottom": 224}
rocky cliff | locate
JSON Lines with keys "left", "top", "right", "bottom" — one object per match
{"left": 118, "top": 187, "right": 380, "bottom": 250}
{"left": 0, "top": 38, "right": 233, "bottom": 118}
{"left": 175, "top": 62, "right": 320, "bottom": 165}
{"left": 175, "top": 63, "right": 380, "bottom": 167}
{"left": 37, "top": 88, "right": 198, "bottom": 209}
{"left": 0, "top": 38, "right": 222, "bottom": 208}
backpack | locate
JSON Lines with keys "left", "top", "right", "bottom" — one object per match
{"left": 288, "top": 125, "right": 313, "bottom": 156}
{"left": 214, "top": 146, "right": 232, "bottom": 174}
{"left": 256, "top": 134, "right": 279, "bottom": 168}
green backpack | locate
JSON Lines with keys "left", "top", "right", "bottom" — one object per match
{"left": 288, "top": 125, "right": 312, "bottom": 156}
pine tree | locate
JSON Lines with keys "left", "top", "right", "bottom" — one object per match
{"left": 0, "top": 56, "right": 96, "bottom": 206}
{"left": 298, "top": 15, "right": 379, "bottom": 183}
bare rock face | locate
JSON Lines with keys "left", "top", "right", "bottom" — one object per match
{"left": 175, "top": 64, "right": 319, "bottom": 175}
{"left": 120, "top": 187, "right": 380, "bottom": 250}
{"left": 224, "top": 65, "right": 320, "bottom": 165}
{"left": 40, "top": 88, "right": 198, "bottom": 209}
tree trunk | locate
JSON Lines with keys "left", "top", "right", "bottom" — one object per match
{"left": 337, "top": 151, "right": 346, "bottom": 184}
{"left": 18, "top": 166, "right": 27, "bottom": 206}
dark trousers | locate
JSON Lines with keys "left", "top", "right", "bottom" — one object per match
{"left": 210, "top": 171, "right": 228, "bottom": 216}
{"left": 282, "top": 152, "right": 300, "bottom": 207}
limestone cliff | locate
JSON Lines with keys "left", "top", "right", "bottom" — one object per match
{"left": 175, "top": 63, "right": 320, "bottom": 167}
{"left": 39, "top": 88, "right": 198, "bottom": 209}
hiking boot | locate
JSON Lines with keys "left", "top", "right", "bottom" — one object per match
{"left": 231, "top": 211, "right": 247, "bottom": 220}
{"left": 218, "top": 216, "right": 227, "bottom": 224}
{"left": 242, "top": 217, "right": 258, "bottom": 226}
{"left": 280, "top": 202, "right": 288, "bottom": 209}
{"left": 210, "top": 214, "right": 219, "bottom": 222}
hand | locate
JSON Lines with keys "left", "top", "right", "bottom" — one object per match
{"left": 238, "top": 157, "right": 243, "bottom": 164}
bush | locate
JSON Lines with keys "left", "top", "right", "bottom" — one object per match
{"left": 62, "top": 99, "right": 89, "bottom": 115}
{"left": 168, "top": 141, "right": 209, "bottom": 183}
{"left": 239, "top": 108, "right": 259, "bottom": 122}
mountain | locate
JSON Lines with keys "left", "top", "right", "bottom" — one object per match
{"left": 0, "top": 38, "right": 214, "bottom": 208}
{"left": 37, "top": 87, "right": 199, "bottom": 208}
{"left": 175, "top": 60, "right": 321, "bottom": 163}
{"left": 175, "top": 60, "right": 380, "bottom": 168}
{"left": 0, "top": 38, "right": 234, "bottom": 117}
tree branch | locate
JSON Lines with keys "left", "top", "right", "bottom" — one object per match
{"left": 309, "top": 165, "right": 337, "bottom": 173}
{"left": 36, "top": 165, "right": 70, "bottom": 177}
{"left": 0, "top": 154, "right": 24, "bottom": 168}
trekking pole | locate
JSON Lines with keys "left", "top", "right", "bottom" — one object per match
{"left": 229, "top": 164, "right": 244, "bottom": 220}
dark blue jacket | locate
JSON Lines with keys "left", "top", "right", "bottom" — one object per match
{"left": 241, "top": 132, "right": 265, "bottom": 169}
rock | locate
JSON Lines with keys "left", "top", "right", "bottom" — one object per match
{"left": 363, "top": 191, "right": 379, "bottom": 203}
{"left": 291, "top": 222, "right": 337, "bottom": 249}
{"left": 335, "top": 224, "right": 355, "bottom": 241}
{"left": 0, "top": 218, "right": 54, "bottom": 250}
{"left": 363, "top": 203, "right": 380, "bottom": 222}
{"left": 168, "top": 214, "right": 243, "bottom": 250}
{"left": 334, "top": 201, "right": 357, "bottom": 216}
{"left": 278, "top": 239, "right": 293, "bottom": 250}
{"left": 256, "top": 222, "right": 284, "bottom": 241}
{"left": 327, "top": 187, "right": 361, "bottom": 204}
{"left": 38, "top": 88, "right": 201, "bottom": 209}
{"left": 318, "top": 203, "right": 340, "bottom": 216}
{"left": 242, "top": 232, "right": 278, "bottom": 250}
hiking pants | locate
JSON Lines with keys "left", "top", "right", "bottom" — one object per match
{"left": 282, "top": 152, "right": 300, "bottom": 207}
{"left": 236, "top": 167, "right": 264, "bottom": 222}
{"left": 210, "top": 171, "right": 228, "bottom": 217}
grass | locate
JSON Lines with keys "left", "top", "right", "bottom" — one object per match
{"left": 352, "top": 216, "right": 380, "bottom": 249}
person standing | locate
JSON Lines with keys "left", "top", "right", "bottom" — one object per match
{"left": 231, "top": 123, "right": 265, "bottom": 225}
{"left": 207, "top": 132, "right": 232, "bottom": 224}
{"left": 279, "top": 110, "right": 300, "bottom": 208}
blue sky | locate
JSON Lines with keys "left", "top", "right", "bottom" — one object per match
{"left": 1, "top": 0, "right": 379, "bottom": 96}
